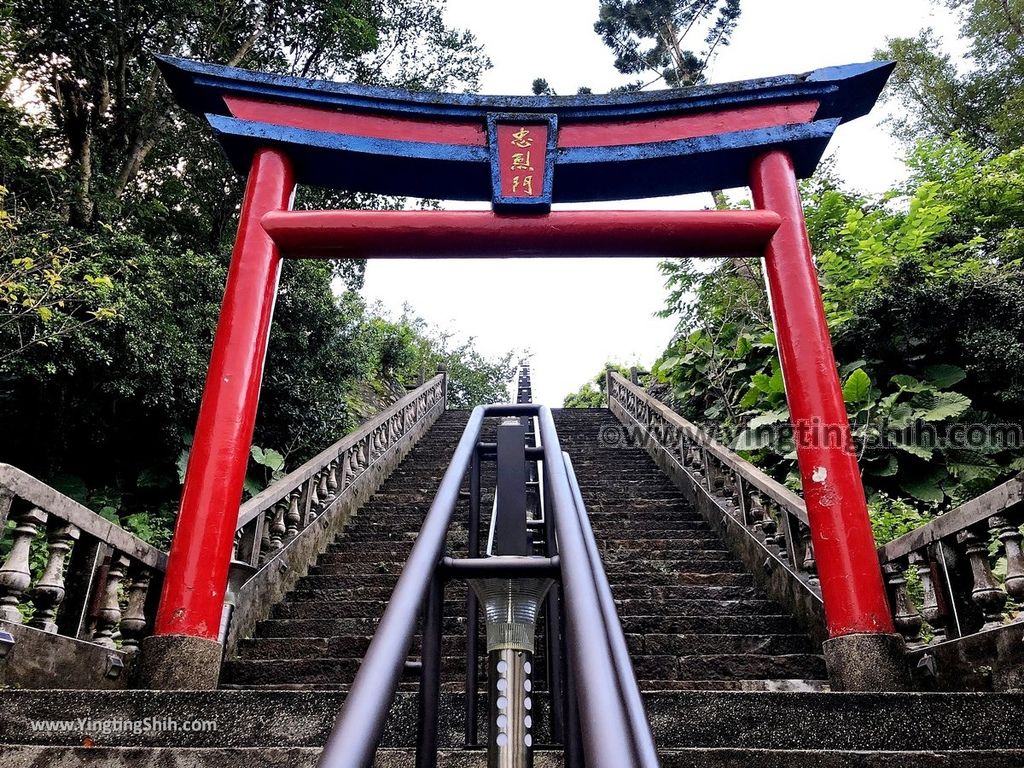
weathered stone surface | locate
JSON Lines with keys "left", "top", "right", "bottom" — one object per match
{"left": 135, "top": 635, "right": 223, "bottom": 690}
{"left": 823, "top": 633, "right": 912, "bottom": 692}
{"left": 6, "top": 747, "right": 1024, "bottom": 768}
{"left": 0, "top": 621, "right": 129, "bottom": 690}
{"left": 907, "top": 621, "right": 1024, "bottom": 692}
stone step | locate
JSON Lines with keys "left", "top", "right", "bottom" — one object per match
{"left": 619, "top": 614, "right": 801, "bottom": 635}
{"left": 3, "top": 689, "right": 1023, "bottom": 753}
{"left": 640, "top": 633, "right": 815, "bottom": 656}
{"left": 222, "top": 657, "right": 512, "bottom": 686}
{"left": 253, "top": 613, "right": 802, "bottom": 640}
{"left": 673, "top": 653, "right": 827, "bottom": 680}
{"left": 235, "top": 632, "right": 813, "bottom": 663}
{"left": 11, "top": 747, "right": 1024, "bottom": 768}
{"left": 286, "top": 583, "right": 759, "bottom": 602}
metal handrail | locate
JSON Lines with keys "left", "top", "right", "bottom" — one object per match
{"left": 562, "top": 452, "right": 660, "bottom": 766}
{"left": 317, "top": 403, "right": 659, "bottom": 768}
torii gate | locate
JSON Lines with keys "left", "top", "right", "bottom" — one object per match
{"left": 147, "top": 55, "right": 904, "bottom": 684}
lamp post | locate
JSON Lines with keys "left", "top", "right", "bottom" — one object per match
{"left": 468, "top": 417, "right": 549, "bottom": 768}
{"left": 470, "top": 573, "right": 552, "bottom": 767}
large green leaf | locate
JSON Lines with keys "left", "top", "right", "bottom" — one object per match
{"left": 733, "top": 428, "right": 774, "bottom": 451}
{"left": 924, "top": 364, "right": 967, "bottom": 389}
{"left": 842, "top": 368, "right": 872, "bottom": 404}
{"left": 176, "top": 449, "right": 190, "bottom": 485}
{"left": 894, "top": 441, "right": 935, "bottom": 460}
{"left": 747, "top": 408, "right": 790, "bottom": 430}
{"left": 251, "top": 446, "right": 285, "bottom": 472}
{"left": 915, "top": 391, "right": 971, "bottom": 422}
{"left": 891, "top": 374, "right": 929, "bottom": 393}
{"left": 946, "top": 452, "right": 999, "bottom": 483}
{"left": 900, "top": 474, "right": 945, "bottom": 503}
{"left": 659, "top": 356, "right": 681, "bottom": 373}
{"left": 866, "top": 454, "right": 899, "bottom": 477}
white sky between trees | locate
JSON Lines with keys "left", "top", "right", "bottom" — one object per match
{"left": 360, "top": 0, "right": 961, "bottom": 405}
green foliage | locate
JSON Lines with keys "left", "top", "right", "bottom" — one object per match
{"left": 877, "top": 0, "right": 1024, "bottom": 153}
{"left": 564, "top": 383, "right": 604, "bottom": 409}
{"left": 563, "top": 363, "right": 630, "bottom": 408}
{"left": 594, "top": 0, "right": 741, "bottom": 87}
{"left": 869, "top": 493, "right": 933, "bottom": 546}
{"left": 653, "top": 136, "right": 1024, "bottom": 514}
{"left": 0, "top": 0, "right": 501, "bottom": 546}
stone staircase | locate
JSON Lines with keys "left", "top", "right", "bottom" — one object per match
{"left": 221, "top": 408, "right": 826, "bottom": 693}
{"left": 2, "top": 408, "right": 1023, "bottom": 765}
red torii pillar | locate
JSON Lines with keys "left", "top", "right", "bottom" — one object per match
{"left": 752, "top": 150, "right": 907, "bottom": 690}
{"left": 139, "top": 148, "right": 294, "bottom": 687}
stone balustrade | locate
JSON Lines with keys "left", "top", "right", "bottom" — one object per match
{"left": 0, "top": 373, "right": 447, "bottom": 687}
{"left": 223, "top": 372, "right": 447, "bottom": 653}
{"left": 0, "top": 465, "right": 168, "bottom": 669}
{"left": 609, "top": 370, "right": 1024, "bottom": 689}
{"left": 878, "top": 475, "right": 1024, "bottom": 648}
{"left": 607, "top": 372, "right": 822, "bottom": 596}
{"left": 232, "top": 373, "right": 447, "bottom": 569}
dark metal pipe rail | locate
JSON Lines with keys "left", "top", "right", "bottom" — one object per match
{"left": 317, "top": 402, "right": 659, "bottom": 768}
{"left": 318, "top": 406, "right": 485, "bottom": 768}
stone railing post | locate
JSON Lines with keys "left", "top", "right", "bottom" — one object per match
{"left": 0, "top": 507, "right": 47, "bottom": 624}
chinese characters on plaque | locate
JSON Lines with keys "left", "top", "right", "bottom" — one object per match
{"left": 495, "top": 122, "right": 549, "bottom": 203}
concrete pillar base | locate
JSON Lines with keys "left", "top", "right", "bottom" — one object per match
{"left": 135, "top": 634, "right": 223, "bottom": 690}
{"left": 823, "top": 632, "right": 912, "bottom": 691}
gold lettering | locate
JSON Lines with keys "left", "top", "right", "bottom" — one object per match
{"left": 511, "top": 151, "right": 533, "bottom": 171}
{"left": 510, "top": 127, "right": 533, "bottom": 148}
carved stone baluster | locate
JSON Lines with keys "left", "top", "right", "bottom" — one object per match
{"left": 118, "top": 564, "right": 152, "bottom": 655}
{"left": 760, "top": 499, "right": 778, "bottom": 545}
{"left": 992, "top": 514, "right": 1024, "bottom": 605}
{"left": 29, "top": 520, "right": 79, "bottom": 632}
{"left": 910, "top": 549, "right": 946, "bottom": 642}
{"left": 339, "top": 449, "right": 352, "bottom": 491}
{"left": 800, "top": 525, "right": 819, "bottom": 586}
{"left": 317, "top": 468, "right": 330, "bottom": 507}
{"left": 748, "top": 491, "right": 765, "bottom": 537}
{"left": 0, "top": 507, "right": 47, "bottom": 624}
{"left": 686, "top": 444, "right": 702, "bottom": 472}
{"left": 268, "top": 499, "right": 287, "bottom": 553}
{"left": 285, "top": 490, "right": 302, "bottom": 540}
{"left": 709, "top": 459, "right": 726, "bottom": 497}
{"left": 311, "top": 468, "right": 324, "bottom": 509}
{"left": 728, "top": 472, "right": 743, "bottom": 512}
{"left": 884, "top": 559, "right": 924, "bottom": 645}
{"left": 327, "top": 459, "right": 339, "bottom": 499}
{"left": 258, "top": 506, "right": 275, "bottom": 564}
{"left": 960, "top": 525, "right": 1007, "bottom": 628}
{"left": 773, "top": 509, "right": 788, "bottom": 554}
{"left": 93, "top": 553, "right": 129, "bottom": 649}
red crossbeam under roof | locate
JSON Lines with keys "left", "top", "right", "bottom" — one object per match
{"left": 260, "top": 209, "right": 782, "bottom": 259}
{"left": 223, "top": 95, "right": 819, "bottom": 148}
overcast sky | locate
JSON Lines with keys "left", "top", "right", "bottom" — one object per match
{"left": 360, "top": 0, "right": 960, "bottom": 405}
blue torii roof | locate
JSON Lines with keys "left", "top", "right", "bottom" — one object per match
{"left": 157, "top": 56, "right": 894, "bottom": 203}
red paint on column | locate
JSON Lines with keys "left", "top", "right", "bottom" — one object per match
{"left": 750, "top": 150, "right": 894, "bottom": 638}
{"left": 154, "top": 148, "right": 295, "bottom": 640}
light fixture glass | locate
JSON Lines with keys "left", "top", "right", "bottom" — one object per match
{"left": 469, "top": 569, "right": 553, "bottom": 653}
